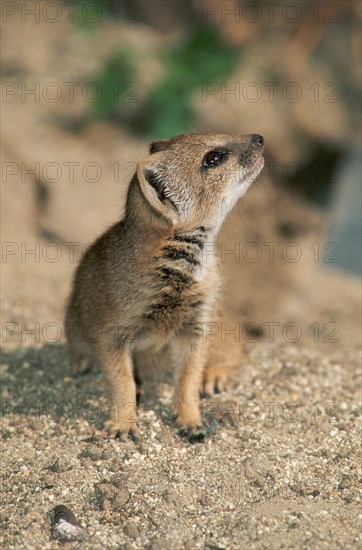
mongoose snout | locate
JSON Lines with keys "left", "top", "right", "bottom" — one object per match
{"left": 65, "top": 132, "right": 265, "bottom": 443}
{"left": 251, "top": 133, "right": 264, "bottom": 147}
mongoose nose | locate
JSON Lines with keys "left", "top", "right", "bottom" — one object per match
{"left": 251, "top": 134, "right": 265, "bottom": 147}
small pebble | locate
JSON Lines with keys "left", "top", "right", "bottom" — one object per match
{"left": 124, "top": 521, "right": 140, "bottom": 539}
{"left": 51, "top": 505, "right": 89, "bottom": 542}
{"left": 81, "top": 445, "right": 102, "bottom": 461}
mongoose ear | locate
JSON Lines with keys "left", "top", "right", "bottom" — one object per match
{"left": 136, "top": 154, "right": 179, "bottom": 224}
{"left": 149, "top": 139, "right": 173, "bottom": 154}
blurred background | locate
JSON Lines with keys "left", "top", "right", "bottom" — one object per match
{"left": 1, "top": 0, "right": 361, "bottom": 347}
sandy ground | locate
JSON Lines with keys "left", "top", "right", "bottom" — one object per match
{"left": 1, "top": 8, "right": 361, "bottom": 550}
{"left": 0, "top": 340, "right": 361, "bottom": 550}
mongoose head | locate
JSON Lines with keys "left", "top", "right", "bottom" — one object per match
{"left": 134, "top": 133, "right": 265, "bottom": 233}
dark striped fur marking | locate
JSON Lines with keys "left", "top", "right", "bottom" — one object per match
{"left": 159, "top": 266, "right": 192, "bottom": 286}
{"left": 162, "top": 245, "right": 199, "bottom": 266}
{"left": 172, "top": 235, "right": 204, "bottom": 250}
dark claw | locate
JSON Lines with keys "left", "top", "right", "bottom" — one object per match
{"left": 178, "top": 426, "right": 205, "bottom": 443}
{"left": 214, "top": 385, "right": 221, "bottom": 394}
{"left": 178, "top": 427, "right": 188, "bottom": 438}
{"left": 200, "top": 391, "right": 211, "bottom": 399}
{"left": 176, "top": 412, "right": 219, "bottom": 442}
{"left": 187, "top": 426, "right": 206, "bottom": 444}
{"left": 129, "top": 431, "right": 140, "bottom": 444}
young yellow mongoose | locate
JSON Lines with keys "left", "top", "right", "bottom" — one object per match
{"left": 65, "top": 132, "right": 265, "bottom": 442}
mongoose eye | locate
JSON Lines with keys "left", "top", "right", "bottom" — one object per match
{"left": 203, "top": 150, "right": 227, "bottom": 168}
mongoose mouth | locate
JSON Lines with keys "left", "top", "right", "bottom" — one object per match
{"left": 241, "top": 154, "right": 265, "bottom": 182}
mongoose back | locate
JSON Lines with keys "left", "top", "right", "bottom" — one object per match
{"left": 65, "top": 132, "right": 265, "bottom": 442}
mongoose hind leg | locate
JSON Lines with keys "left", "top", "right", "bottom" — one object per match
{"left": 202, "top": 365, "right": 230, "bottom": 396}
{"left": 202, "top": 334, "right": 242, "bottom": 396}
{"left": 99, "top": 346, "right": 139, "bottom": 441}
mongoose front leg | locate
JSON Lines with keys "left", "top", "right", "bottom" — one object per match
{"left": 172, "top": 336, "right": 209, "bottom": 443}
{"left": 98, "top": 346, "right": 139, "bottom": 441}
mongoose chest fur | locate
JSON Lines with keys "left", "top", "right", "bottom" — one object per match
{"left": 65, "top": 132, "right": 265, "bottom": 442}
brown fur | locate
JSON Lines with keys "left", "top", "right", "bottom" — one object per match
{"left": 65, "top": 133, "right": 264, "bottom": 442}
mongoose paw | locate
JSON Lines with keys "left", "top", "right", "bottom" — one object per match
{"left": 173, "top": 404, "right": 208, "bottom": 443}
{"left": 175, "top": 414, "right": 218, "bottom": 443}
{"left": 179, "top": 425, "right": 206, "bottom": 444}
{"left": 178, "top": 417, "right": 219, "bottom": 443}
{"left": 104, "top": 420, "right": 140, "bottom": 443}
